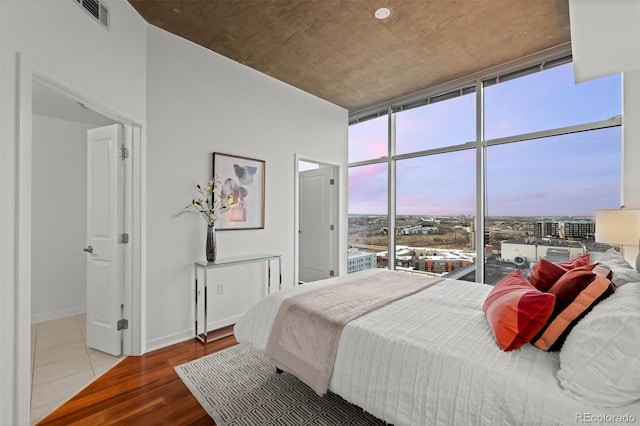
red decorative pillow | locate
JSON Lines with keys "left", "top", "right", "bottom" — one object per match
{"left": 528, "top": 259, "right": 569, "bottom": 292}
{"left": 531, "top": 264, "right": 615, "bottom": 352}
{"left": 483, "top": 270, "right": 556, "bottom": 351}
{"left": 557, "top": 253, "right": 590, "bottom": 269}
{"left": 528, "top": 254, "right": 593, "bottom": 292}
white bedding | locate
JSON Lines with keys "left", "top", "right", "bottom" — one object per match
{"left": 234, "top": 269, "right": 640, "bottom": 426}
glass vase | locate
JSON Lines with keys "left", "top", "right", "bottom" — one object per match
{"left": 206, "top": 225, "right": 217, "bottom": 262}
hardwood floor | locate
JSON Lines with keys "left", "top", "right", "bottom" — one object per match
{"left": 38, "top": 327, "right": 237, "bottom": 426}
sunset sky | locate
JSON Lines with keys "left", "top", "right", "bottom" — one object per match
{"left": 348, "top": 64, "right": 622, "bottom": 217}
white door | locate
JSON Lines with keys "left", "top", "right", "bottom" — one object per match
{"left": 85, "top": 124, "right": 123, "bottom": 356}
{"left": 299, "top": 166, "right": 335, "bottom": 283}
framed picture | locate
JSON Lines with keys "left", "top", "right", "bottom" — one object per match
{"left": 213, "top": 152, "right": 265, "bottom": 230}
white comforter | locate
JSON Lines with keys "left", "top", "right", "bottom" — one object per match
{"left": 234, "top": 269, "right": 640, "bottom": 426}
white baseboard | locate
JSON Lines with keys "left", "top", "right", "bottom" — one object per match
{"left": 144, "top": 329, "right": 193, "bottom": 353}
{"left": 31, "top": 305, "right": 86, "bottom": 324}
{"left": 144, "top": 314, "right": 242, "bottom": 353}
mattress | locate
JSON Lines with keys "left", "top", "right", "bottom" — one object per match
{"left": 234, "top": 269, "right": 640, "bottom": 426}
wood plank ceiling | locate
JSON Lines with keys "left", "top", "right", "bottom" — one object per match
{"left": 128, "top": 0, "right": 571, "bottom": 113}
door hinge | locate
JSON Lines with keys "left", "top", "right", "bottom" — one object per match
{"left": 329, "top": 179, "right": 335, "bottom": 185}
{"left": 329, "top": 270, "right": 335, "bottom": 277}
{"left": 119, "top": 233, "right": 129, "bottom": 244}
{"left": 117, "top": 319, "right": 128, "bottom": 330}
{"left": 120, "top": 146, "right": 129, "bottom": 160}
{"left": 329, "top": 224, "right": 335, "bottom": 231}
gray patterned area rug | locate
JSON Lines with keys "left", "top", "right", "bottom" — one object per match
{"left": 175, "top": 344, "right": 387, "bottom": 426}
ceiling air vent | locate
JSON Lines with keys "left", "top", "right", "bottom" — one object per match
{"left": 75, "top": 0, "right": 109, "bottom": 29}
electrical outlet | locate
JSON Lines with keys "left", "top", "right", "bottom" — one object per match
{"left": 217, "top": 284, "right": 224, "bottom": 295}
{"left": 197, "top": 290, "right": 201, "bottom": 297}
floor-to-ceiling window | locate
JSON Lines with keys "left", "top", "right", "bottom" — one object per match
{"left": 395, "top": 151, "right": 476, "bottom": 274}
{"left": 394, "top": 90, "right": 476, "bottom": 275}
{"left": 348, "top": 57, "right": 622, "bottom": 283}
{"left": 395, "top": 91, "right": 476, "bottom": 154}
{"left": 483, "top": 63, "right": 621, "bottom": 283}
{"left": 348, "top": 116, "right": 389, "bottom": 270}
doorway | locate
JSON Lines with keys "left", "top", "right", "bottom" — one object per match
{"left": 31, "top": 80, "right": 117, "bottom": 325}
{"left": 15, "top": 62, "right": 144, "bottom": 424}
{"left": 295, "top": 156, "right": 340, "bottom": 284}
{"left": 29, "top": 79, "right": 127, "bottom": 422}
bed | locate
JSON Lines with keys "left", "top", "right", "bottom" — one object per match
{"left": 234, "top": 253, "right": 640, "bottom": 426}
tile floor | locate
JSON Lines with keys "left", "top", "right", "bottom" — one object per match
{"left": 30, "top": 314, "right": 122, "bottom": 425}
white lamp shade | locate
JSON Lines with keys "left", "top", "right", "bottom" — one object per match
{"left": 595, "top": 209, "right": 640, "bottom": 245}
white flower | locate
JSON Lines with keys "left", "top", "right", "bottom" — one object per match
{"left": 184, "top": 177, "right": 235, "bottom": 227}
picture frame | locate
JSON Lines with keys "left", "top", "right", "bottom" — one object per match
{"left": 212, "top": 152, "right": 265, "bottom": 230}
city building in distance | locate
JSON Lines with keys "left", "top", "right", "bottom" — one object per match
{"left": 348, "top": 215, "right": 617, "bottom": 285}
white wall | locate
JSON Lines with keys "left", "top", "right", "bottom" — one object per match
{"left": 623, "top": 70, "right": 640, "bottom": 209}
{"left": 1, "top": 1, "right": 147, "bottom": 424}
{"left": 570, "top": 0, "right": 640, "bottom": 83}
{"left": 622, "top": 70, "right": 640, "bottom": 265}
{"left": 145, "top": 26, "right": 348, "bottom": 349}
{"left": 31, "top": 115, "right": 93, "bottom": 323}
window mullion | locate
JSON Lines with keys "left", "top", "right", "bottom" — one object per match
{"left": 388, "top": 107, "right": 397, "bottom": 270}
{"left": 485, "top": 116, "right": 622, "bottom": 148}
{"left": 476, "top": 78, "right": 486, "bottom": 284}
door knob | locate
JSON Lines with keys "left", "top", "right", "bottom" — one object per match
{"left": 83, "top": 246, "right": 94, "bottom": 253}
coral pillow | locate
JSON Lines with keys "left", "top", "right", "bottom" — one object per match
{"left": 531, "top": 264, "right": 615, "bottom": 352}
{"left": 528, "top": 254, "right": 593, "bottom": 292}
{"left": 483, "top": 270, "right": 556, "bottom": 351}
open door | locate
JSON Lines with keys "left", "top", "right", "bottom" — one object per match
{"left": 299, "top": 166, "right": 335, "bottom": 283}
{"left": 85, "top": 124, "right": 123, "bottom": 356}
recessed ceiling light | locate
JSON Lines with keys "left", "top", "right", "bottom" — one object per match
{"left": 374, "top": 7, "right": 391, "bottom": 20}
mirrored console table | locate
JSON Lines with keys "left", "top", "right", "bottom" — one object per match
{"left": 194, "top": 254, "right": 282, "bottom": 344}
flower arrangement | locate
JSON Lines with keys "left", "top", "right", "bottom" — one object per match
{"left": 184, "top": 178, "right": 235, "bottom": 227}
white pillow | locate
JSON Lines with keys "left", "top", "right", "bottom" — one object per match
{"left": 595, "top": 248, "right": 640, "bottom": 287}
{"left": 557, "top": 282, "right": 640, "bottom": 407}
